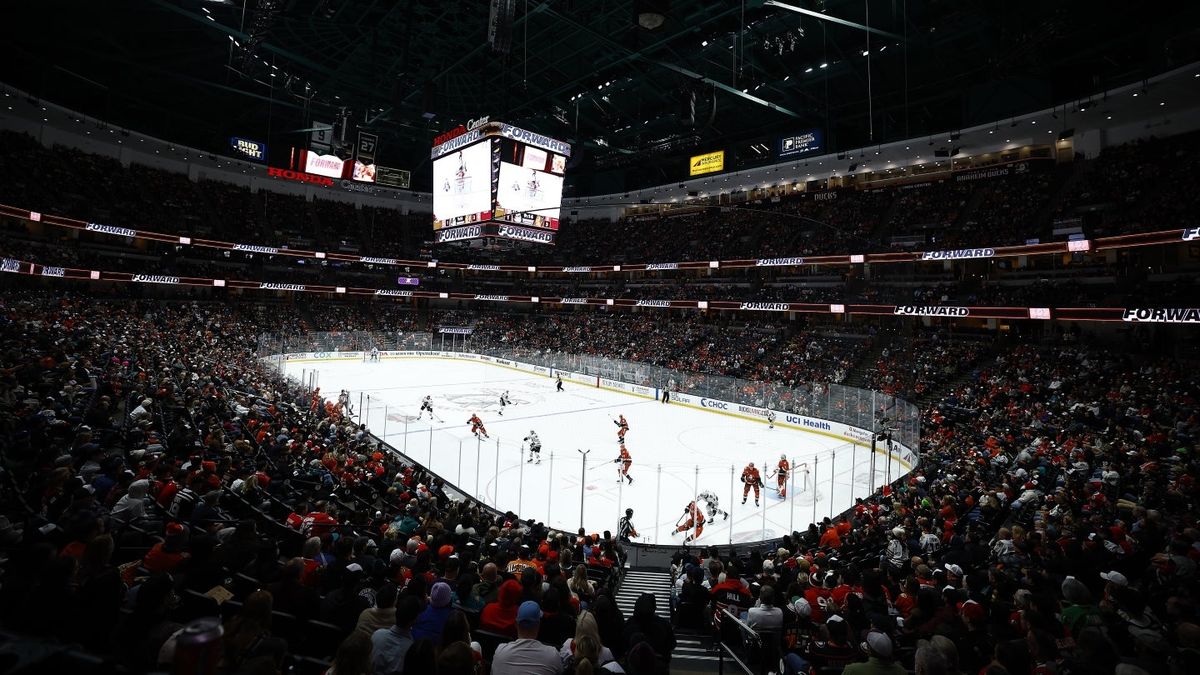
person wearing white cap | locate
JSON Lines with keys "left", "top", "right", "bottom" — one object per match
{"left": 844, "top": 631, "right": 905, "bottom": 675}
{"left": 1101, "top": 570, "right": 1129, "bottom": 588}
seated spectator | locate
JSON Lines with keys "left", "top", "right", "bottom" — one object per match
{"left": 371, "top": 596, "right": 422, "bottom": 675}
{"left": 844, "top": 631, "right": 905, "bottom": 675}
{"left": 569, "top": 564, "right": 596, "bottom": 607}
{"left": 746, "top": 585, "right": 784, "bottom": 631}
{"left": 560, "top": 611, "right": 617, "bottom": 670}
{"left": 356, "top": 582, "right": 399, "bottom": 636}
{"left": 403, "top": 638, "right": 437, "bottom": 675}
{"left": 492, "top": 601, "right": 564, "bottom": 675}
{"left": 621, "top": 594, "right": 675, "bottom": 673}
{"left": 481, "top": 578, "right": 524, "bottom": 637}
{"left": 412, "top": 581, "right": 455, "bottom": 643}
{"left": 322, "top": 563, "right": 371, "bottom": 633}
{"left": 328, "top": 631, "right": 373, "bottom": 675}
{"left": 437, "top": 641, "right": 479, "bottom": 675}
{"left": 222, "top": 590, "right": 288, "bottom": 673}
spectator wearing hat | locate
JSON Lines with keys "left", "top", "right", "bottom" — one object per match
{"left": 142, "top": 522, "right": 189, "bottom": 573}
{"left": 481, "top": 578, "right": 525, "bottom": 637}
{"left": 413, "top": 581, "right": 456, "bottom": 642}
{"left": 371, "top": 595, "right": 421, "bottom": 675}
{"left": 1061, "top": 576, "right": 1101, "bottom": 637}
{"left": 492, "top": 601, "right": 563, "bottom": 675}
{"left": 807, "top": 615, "right": 859, "bottom": 670}
{"left": 322, "top": 562, "right": 371, "bottom": 633}
{"left": 845, "top": 631, "right": 906, "bottom": 675}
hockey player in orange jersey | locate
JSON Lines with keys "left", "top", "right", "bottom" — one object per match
{"left": 613, "top": 414, "right": 629, "bottom": 442}
{"left": 613, "top": 443, "right": 633, "bottom": 484}
{"left": 672, "top": 500, "right": 706, "bottom": 544}
{"left": 741, "top": 462, "right": 762, "bottom": 506}
{"left": 467, "top": 413, "right": 489, "bottom": 439}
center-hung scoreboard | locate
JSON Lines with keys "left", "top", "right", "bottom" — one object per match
{"left": 431, "top": 118, "right": 571, "bottom": 246}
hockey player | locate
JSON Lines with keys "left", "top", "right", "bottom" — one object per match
{"left": 498, "top": 390, "right": 511, "bottom": 416}
{"left": 697, "top": 490, "right": 729, "bottom": 521}
{"left": 672, "top": 501, "right": 705, "bottom": 544}
{"left": 614, "top": 414, "right": 629, "bottom": 442}
{"left": 618, "top": 508, "right": 639, "bottom": 543}
{"left": 613, "top": 443, "right": 633, "bottom": 484}
{"left": 766, "top": 411, "right": 776, "bottom": 429}
{"left": 771, "top": 454, "right": 790, "bottom": 498}
{"left": 418, "top": 396, "right": 435, "bottom": 421}
{"left": 369, "top": 346, "right": 380, "bottom": 362}
{"left": 556, "top": 374, "right": 564, "bottom": 392}
{"left": 524, "top": 430, "right": 542, "bottom": 464}
{"left": 741, "top": 462, "right": 762, "bottom": 506}
{"left": 467, "top": 414, "right": 489, "bottom": 439}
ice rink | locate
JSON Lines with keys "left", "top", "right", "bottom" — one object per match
{"left": 283, "top": 355, "right": 908, "bottom": 545}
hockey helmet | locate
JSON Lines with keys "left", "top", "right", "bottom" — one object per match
{"left": 625, "top": 508, "right": 633, "bottom": 517}
{"left": 749, "top": 462, "right": 755, "bottom": 468}
{"left": 781, "top": 454, "right": 787, "bottom": 460}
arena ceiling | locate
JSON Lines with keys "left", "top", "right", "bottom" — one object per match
{"left": 3, "top": 0, "right": 1198, "bottom": 194}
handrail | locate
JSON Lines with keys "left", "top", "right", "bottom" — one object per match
{"left": 0, "top": 254, "right": 1185, "bottom": 324}
{"left": 0, "top": 201, "right": 1192, "bottom": 274}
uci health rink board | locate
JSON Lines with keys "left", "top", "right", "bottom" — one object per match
{"left": 283, "top": 353, "right": 913, "bottom": 545}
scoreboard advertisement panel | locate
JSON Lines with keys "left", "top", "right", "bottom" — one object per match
{"left": 432, "top": 139, "right": 493, "bottom": 231}
{"left": 430, "top": 121, "right": 570, "bottom": 244}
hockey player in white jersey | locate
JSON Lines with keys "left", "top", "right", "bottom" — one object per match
{"left": 418, "top": 396, "right": 436, "bottom": 421}
{"left": 524, "top": 430, "right": 542, "bottom": 464}
{"left": 499, "top": 390, "right": 512, "bottom": 416}
{"left": 697, "top": 490, "right": 729, "bottom": 521}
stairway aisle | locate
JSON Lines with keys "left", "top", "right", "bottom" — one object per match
{"left": 614, "top": 569, "right": 720, "bottom": 671}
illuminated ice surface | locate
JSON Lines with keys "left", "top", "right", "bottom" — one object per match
{"left": 284, "top": 357, "right": 905, "bottom": 545}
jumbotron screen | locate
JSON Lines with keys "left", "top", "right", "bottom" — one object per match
{"left": 432, "top": 139, "right": 492, "bottom": 230}
{"left": 494, "top": 137, "right": 565, "bottom": 230}
{"left": 429, "top": 121, "right": 570, "bottom": 245}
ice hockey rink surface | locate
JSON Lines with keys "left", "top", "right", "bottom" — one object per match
{"left": 283, "top": 355, "right": 908, "bottom": 545}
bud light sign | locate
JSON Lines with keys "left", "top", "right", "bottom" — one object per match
{"left": 230, "top": 136, "right": 267, "bottom": 161}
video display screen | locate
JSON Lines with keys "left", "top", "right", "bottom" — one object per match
{"left": 495, "top": 161, "right": 563, "bottom": 230}
{"left": 433, "top": 140, "right": 493, "bottom": 230}
{"left": 494, "top": 137, "right": 564, "bottom": 230}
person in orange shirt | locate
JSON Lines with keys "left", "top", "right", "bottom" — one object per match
{"left": 741, "top": 462, "right": 762, "bottom": 506}
{"left": 673, "top": 501, "right": 706, "bottom": 544}
{"left": 819, "top": 524, "right": 842, "bottom": 549}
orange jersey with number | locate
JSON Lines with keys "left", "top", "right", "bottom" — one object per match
{"left": 778, "top": 459, "right": 790, "bottom": 475}
{"left": 619, "top": 446, "right": 631, "bottom": 461}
